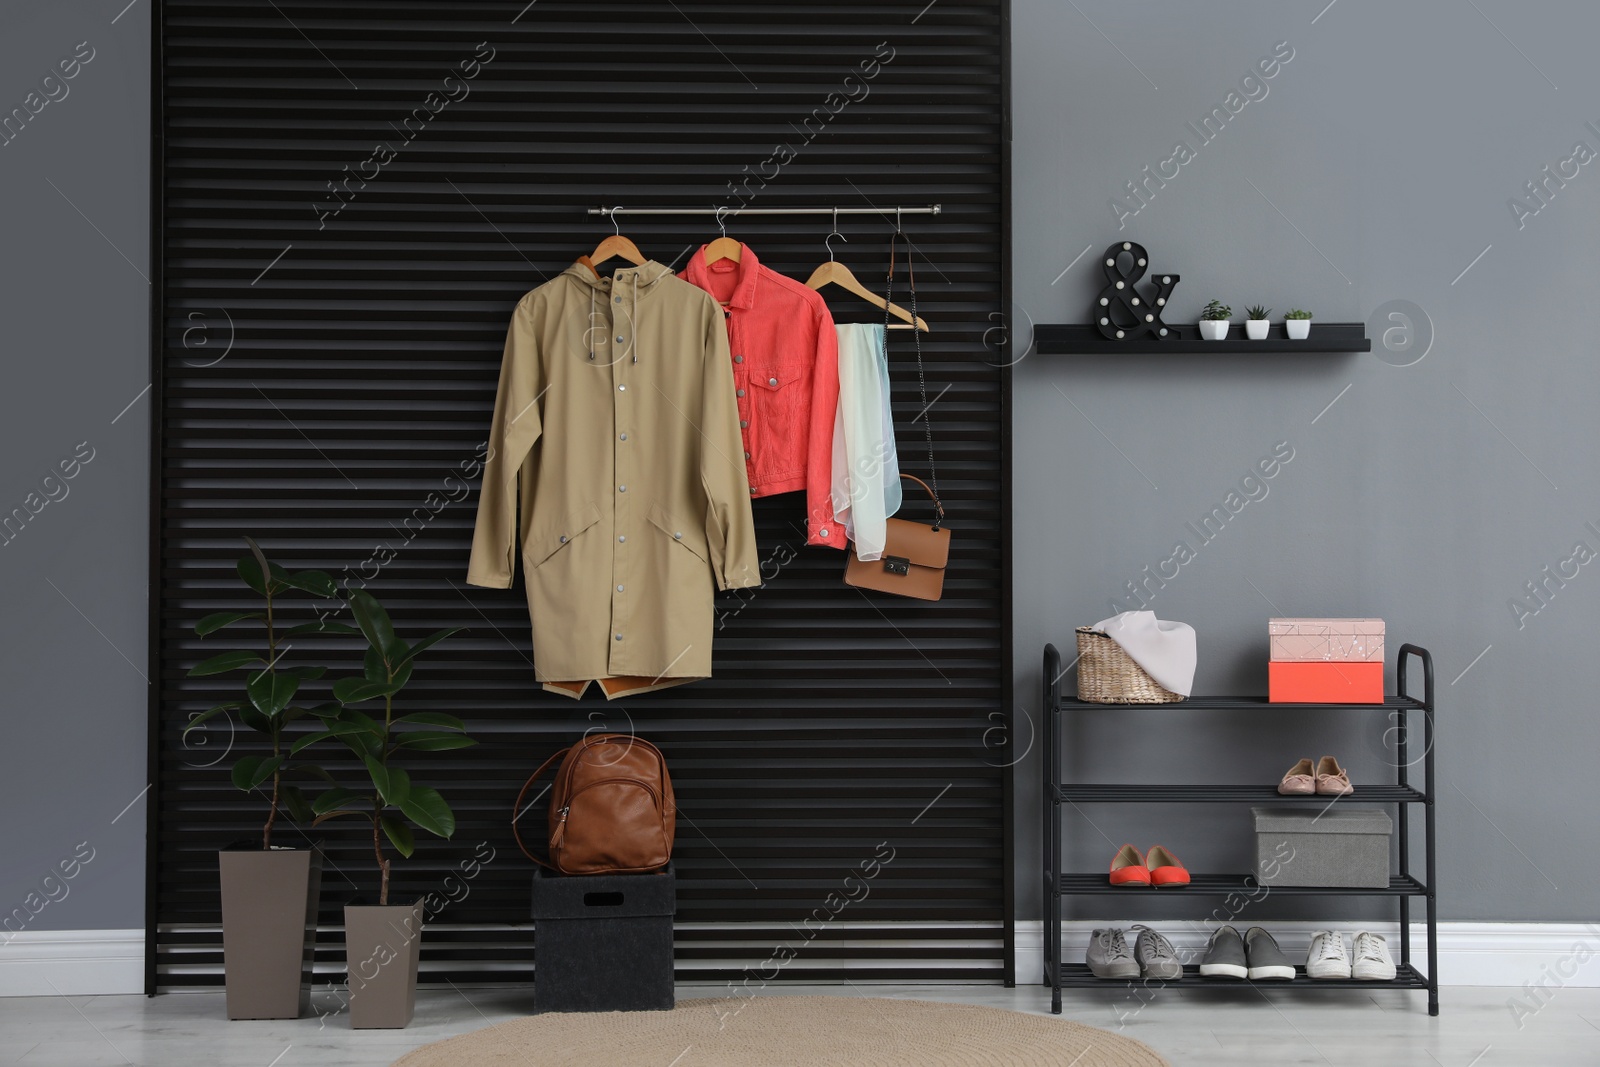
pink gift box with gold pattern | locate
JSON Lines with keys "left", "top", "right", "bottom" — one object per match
{"left": 1268, "top": 618, "right": 1386, "bottom": 662}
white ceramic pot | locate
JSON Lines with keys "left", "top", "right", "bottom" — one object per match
{"left": 1246, "top": 319, "right": 1270, "bottom": 340}
{"left": 1198, "top": 320, "right": 1229, "bottom": 341}
{"left": 1286, "top": 319, "right": 1310, "bottom": 339}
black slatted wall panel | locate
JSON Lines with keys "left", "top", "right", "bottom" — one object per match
{"left": 150, "top": 0, "right": 1012, "bottom": 989}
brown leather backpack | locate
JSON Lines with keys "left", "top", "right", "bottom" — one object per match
{"left": 513, "top": 733, "right": 676, "bottom": 875}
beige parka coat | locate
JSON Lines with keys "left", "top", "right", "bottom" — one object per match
{"left": 467, "top": 260, "right": 761, "bottom": 693}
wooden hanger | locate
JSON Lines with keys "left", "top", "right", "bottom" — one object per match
{"left": 804, "top": 213, "right": 929, "bottom": 331}
{"left": 702, "top": 206, "right": 743, "bottom": 265}
{"left": 580, "top": 207, "right": 646, "bottom": 276}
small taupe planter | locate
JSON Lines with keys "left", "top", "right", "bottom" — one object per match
{"left": 218, "top": 847, "right": 323, "bottom": 1020}
{"left": 344, "top": 901, "right": 424, "bottom": 1029}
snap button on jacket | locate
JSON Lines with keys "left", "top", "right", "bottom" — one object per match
{"left": 680, "top": 244, "right": 843, "bottom": 548}
{"left": 467, "top": 260, "right": 761, "bottom": 686}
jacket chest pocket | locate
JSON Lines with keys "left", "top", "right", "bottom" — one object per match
{"left": 751, "top": 367, "right": 804, "bottom": 444}
{"left": 527, "top": 502, "right": 601, "bottom": 570}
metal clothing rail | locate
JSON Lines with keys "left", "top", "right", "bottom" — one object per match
{"left": 587, "top": 205, "right": 942, "bottom": 216}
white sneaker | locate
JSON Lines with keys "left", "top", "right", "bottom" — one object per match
{"left": 1306, "top": 930, "right": 1351, "bottom": 979}
{"left": 1351, "top": 931, "right": 1397, "bottom": 980}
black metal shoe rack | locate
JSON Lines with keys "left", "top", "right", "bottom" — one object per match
{"left": 1041, "top": 642, "right": 1439, "bottom": 1016}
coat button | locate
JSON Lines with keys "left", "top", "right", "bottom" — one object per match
{"left": 615, "top": 633, "right": 623, "bottom": 641}
{"left": 744, "top": 451, "right": 751, "bottom": 459}
{"left": 736, "top": 389, "right": 745, "bottom": 398}
{"left": 618, "top": 535, "right": 626, "bottom": 543}
{"left": 734, "top": 355, "right": 744, "bottom": 363}
{"left": 616, "top": 336, "right": 625, "bottom": 344}
{"left": 820, "top": 529, "right": 830, "bottom": 537}
{"left": 618, "top": 384, "right": 627, "bottom": 392}
{"left": 740, "top": 420, "right": 748, "bottom": 428}
{"left": 617, "top": 584, "right": 625, "bottom": 592}
{"left": 618, "top": 485, "right": 627, "bottom": 492}
{"left": 768, "top": 377, "right": 778, "bottom": 386}
{"left": 559, "top": 535, "right": 567, "bottom": 543}
{"left": 619, "top": 432, "right": 628, "bottom": 441}
{"left": 673, "top": 532, "right": 682, "bottom": 540}
{"left": 615, "top": 296, "right": 622, "bottom": 303}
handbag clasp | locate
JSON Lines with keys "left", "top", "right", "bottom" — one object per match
{"left": 883, "top": 556, "right": 911, "bottom": 576}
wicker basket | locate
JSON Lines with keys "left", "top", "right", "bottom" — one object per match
{"left": 1074, "top": 627, "right": 1184, "bottom": 704}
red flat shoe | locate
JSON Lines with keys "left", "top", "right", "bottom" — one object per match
{"left": 1109, "top": 844, "right": 1151, "bottom": 887}
{"left": 1146, "top": 845, "right": 1190, "bottom": 887}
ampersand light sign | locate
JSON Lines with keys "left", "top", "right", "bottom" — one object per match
{"left": 1092, "top": 241, "right": 1179, "bottom": 340}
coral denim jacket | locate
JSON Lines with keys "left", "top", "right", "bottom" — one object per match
{"left": 681, "top": 244, "right": 843, "bottom": 549}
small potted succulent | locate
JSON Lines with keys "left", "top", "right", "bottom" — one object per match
{"left": 1244, "top": 305, "right": 1272, "bottom": 340}
{"left": 1285, "top": 308, "right": 1313, "bottom": 339}
{"left": 1198, "top": 300, "right": 1231, "bottom": 340}
{"left": 300, "top": 588, "right": 473, "bottom": 1028}
{"left": 185, "top": 537, "right": 356, "bottom": 1020}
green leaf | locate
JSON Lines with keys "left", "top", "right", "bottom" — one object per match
{"left": 312, "top": 809, "right": 366, "bottom": 827}
{"left": 396, "top": 628, "right": 462, "bottom": 667}
{"left": 312, "top": 786, "right": 365, "bottom": 816}
{"left": 289, "top": 729, "right": 334, "bottom": 757}
{"left": 246, "top": 669, "right": 303, "bottom": 719}
{"left": 349, "top": 589, "right": 400, "bottom": 661}
{"left": 181, "top": 703, "right": 238, "bottom": 736}
{"left": 396, "top": 733, "right": 478, "bottom": 752}
{"left": 281, "top": 704, "right": 316, "bottom": 724}
{"left": 394, "top": 712, "right": 466, "bottom": 732}
{"left": 237, "top": 554, "right": 268, "bottom": 596}
{"left": 282, "top": 620, "right": 362, "bottom": 638}
{"left": 279, "top": 664, "right": 328, "bottom": 683}
{"left": 194, "top": 611, "right": 259, "bottom": 636}
{"left": 289, "top": 763, "right": 338, "bottom": 785}
{"left": 237, "top": 704, "right": 273, "bottom": 736}
{"left": 243, "top": 536, "right": 272, "bottom": 591}
{"left": 280, "top": 784, "right": 314, "bottom": 824}
{"left": 188, "top": 649, "right": 263, "bottom": 677}
{"left": 231, "top": 754, "right": 282, "bottom": 792}
{"left": 385, "top": 767, "right": 411, "bottom": 807}
{"left": 332, "top": 677, "right": 402, "bottom": 705}
{"left": 380, "top": 814, "right": 416, "bottom": 859}
{"left": 398, "top": 786, "right": 454, "bottom": 839}
{"left": 280, "top": 569, "right": 337, "bottom": 598}
{"left": 362, "top": 646, "right": 415, "bottom": 689}
{"left": 364, "top": 754, "right": 393, "bottom": 803}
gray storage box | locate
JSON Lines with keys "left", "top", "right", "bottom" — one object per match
{"left": 1252, "top": 806, "right": 1392, "bottom": 888}
{"left": 531, "top": 864, "right": 675, "bottom": 1012}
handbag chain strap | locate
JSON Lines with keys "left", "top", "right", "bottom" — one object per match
{"left": 885, "top": 230, "right": 941, "bottom": 525}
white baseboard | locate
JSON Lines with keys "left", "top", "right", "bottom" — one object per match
{"left": 1015, "top": 920, "right": 1600, "bottom": 987}
{"left": 0, "top": 929, "right": 144, "bottom": 996}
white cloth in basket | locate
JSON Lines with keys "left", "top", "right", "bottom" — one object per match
{"left": 1090, "top": 611, "right": 1196, "bottom": 697}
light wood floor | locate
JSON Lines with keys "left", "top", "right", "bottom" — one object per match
{"left": 1, "top": 981, "right": 1594, "bottom": 1066}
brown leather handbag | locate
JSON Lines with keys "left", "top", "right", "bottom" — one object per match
{"left": 844, "top": 474, "right": 950, "bottom": 601}
{"left": 843, "top": 230, "right": 950, "bottom": 602}
{"left": 513, "top": 733, "right": 676, "bottom": 875}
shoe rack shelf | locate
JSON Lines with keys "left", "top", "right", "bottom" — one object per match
{"left": 1041, "top": 642, "right": 1439, "bottom": 1016}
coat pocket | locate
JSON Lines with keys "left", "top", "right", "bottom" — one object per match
{"left": 526, "top": 502, "right": 601, "bottom": 570}
{"left": 646, "top": 501, "right": 708, "bottom": 562}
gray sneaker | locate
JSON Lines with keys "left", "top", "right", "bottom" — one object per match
{"left": 1132, "top": 924, "right": 1182, "bottom": 980}
{"left": 1086, "top": 927, "right": 1140, "bottom": 979}
{"left": 1244, "top": 926, "right": 1296, "bottom": 980}
{"left": 1199, "top": 925, "right": 1248, "bottom": 979}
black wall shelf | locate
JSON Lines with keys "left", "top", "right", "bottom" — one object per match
{"left": 1035, "top": 323, "right": 1371, "bottom": 354}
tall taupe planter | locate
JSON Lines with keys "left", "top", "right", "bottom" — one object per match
{"left": 218, "top": 847, "right": 323, "bottom": 1020}
{"left": 344, "top": 901, "right": 424, "bottom": 1029}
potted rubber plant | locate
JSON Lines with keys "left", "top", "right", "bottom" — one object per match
{"left": 1198, "top": 299, "right": 1231, "bottom": 340}
{"left": 185, "top": 537, "right": 356, "bottom": 1020}
{"left": 1285, "top": 308, "right": 1313, "bottom": 339}
{"left": 1244, "top": 305, "right": 1272, "bottom": 340}
{"left": 301, "top": 588, "right": 472, "bottom": 1028}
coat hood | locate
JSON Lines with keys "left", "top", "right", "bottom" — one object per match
{"left": 560, "top": 258, "right": 674, "bottom": 291}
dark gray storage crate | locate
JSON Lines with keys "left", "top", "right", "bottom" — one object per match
{"left": 531, "top": 864, "right": 675, "bottom": 1012}
{"left": 1253, "top": 806, "right": 1393, "bottom": 888}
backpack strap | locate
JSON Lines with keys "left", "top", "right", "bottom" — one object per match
{"left": 512, "top": 746, "right": 570, "bottom": 871}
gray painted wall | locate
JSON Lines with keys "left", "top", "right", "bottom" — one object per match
{"left": 0, "top": 2, "right": 149, "bottom": 933}
{"left": 1013, "top": 0, "right": 1600, "bottom": 923}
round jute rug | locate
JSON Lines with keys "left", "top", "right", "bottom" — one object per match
{"left": 391, "top": 995, "right": 1168, "bottom": 1067}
